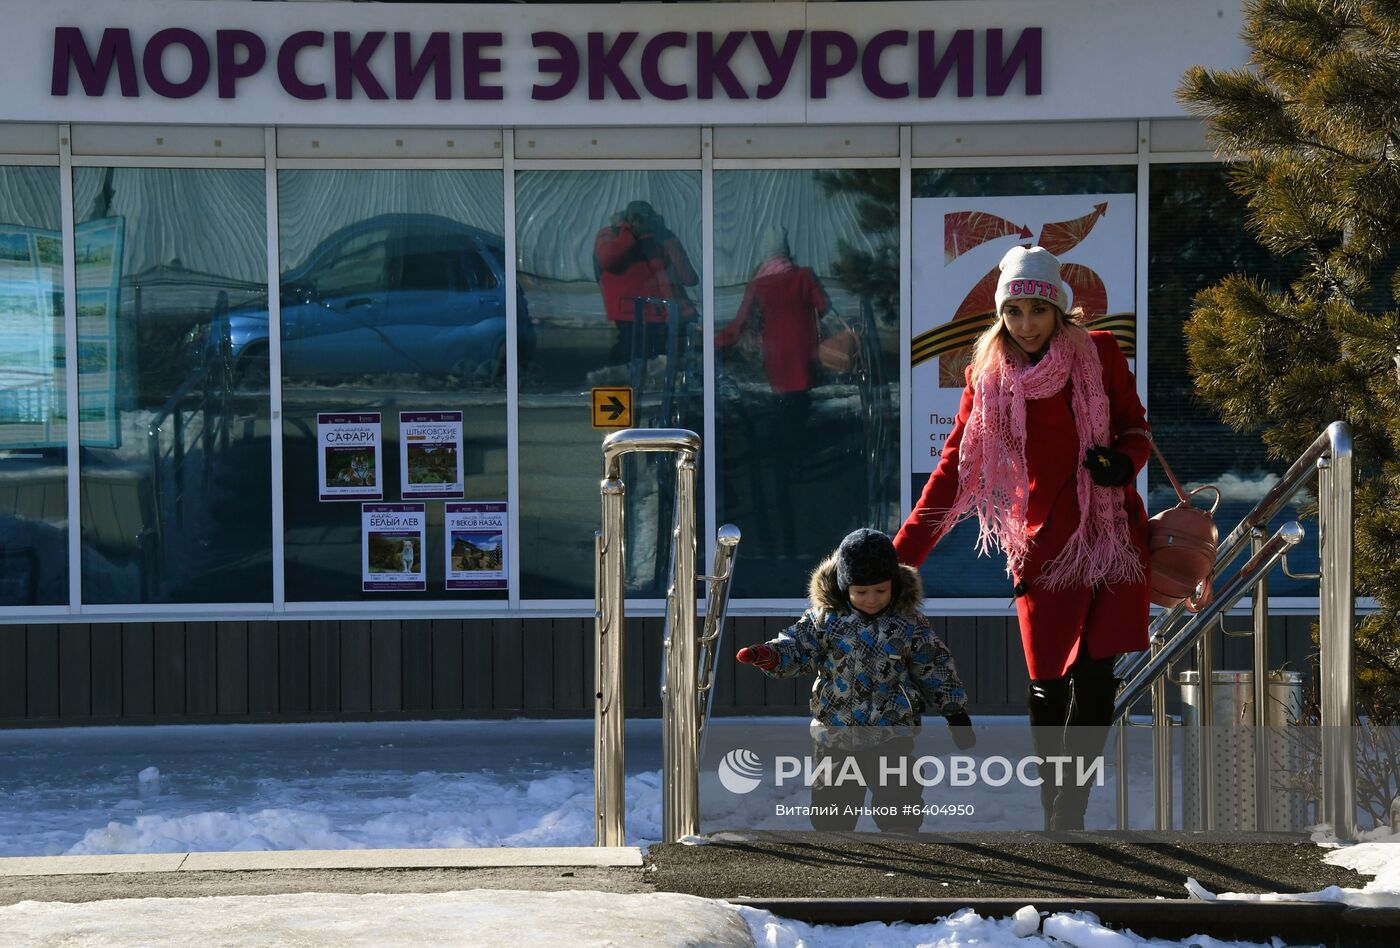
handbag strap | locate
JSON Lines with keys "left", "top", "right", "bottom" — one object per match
{"left": 1122, "top": 427, "right": 1191, "bottom": 506}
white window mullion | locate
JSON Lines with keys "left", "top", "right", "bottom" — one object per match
{"left": 59, "top": 125, "right": 80, "bottom": 613}
{"left": 503, "top": 128, "right": 521, "bottom": 608}
{"left": 266, "top": 127, "right": 286, "bottom": 611}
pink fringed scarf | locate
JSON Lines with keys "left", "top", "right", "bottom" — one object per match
{"left": 754, "top": 255, "right": 796, "bottom": 279}
{"left": 941, "top": 330, "right": 1143, "bottom": 590}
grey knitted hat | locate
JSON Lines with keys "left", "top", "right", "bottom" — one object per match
{"left": 994, "top": 245, "right": 1072, "bottom": 314}
{"left": 835, "top": 528, "right": 898, "bottom": 591}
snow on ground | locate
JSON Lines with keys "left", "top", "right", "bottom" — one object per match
{"left": 0, "top": 716, "right": 1173, "bottom": 856}
{"left": 0, "top": 891, "right": 1312, "bottom": 948}
{"left": 3, "top": 716, "right": 1398, "bottom": 945}
{"left": 0, "top": 890, "right": 751, "bottom": 948}
{"left": 1185, "top": 828, "right": 1400, "bottom": 908}
{"left": 0, "top": 719, "right": 660, "bottom": 855}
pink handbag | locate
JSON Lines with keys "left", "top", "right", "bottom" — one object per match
{"left": 1144, "top": 436, "right": 1220, "bottom": 613}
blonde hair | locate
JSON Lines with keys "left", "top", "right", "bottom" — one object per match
{"left": 967, "top": 304, "right": 1089, "bottom": 384}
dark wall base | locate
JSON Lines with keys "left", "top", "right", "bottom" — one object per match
{"left": 0, "top": 614, "right": 1320, "bottom": 727}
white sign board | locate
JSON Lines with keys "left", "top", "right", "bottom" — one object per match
{"left": 910, "top": 192, "right": 1136, "bottom": 474}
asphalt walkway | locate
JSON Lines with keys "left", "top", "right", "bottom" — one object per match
{"left": 0, "top": 831, "right": 1367, "bottom": 906}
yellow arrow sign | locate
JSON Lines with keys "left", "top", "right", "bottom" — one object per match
{"left": 592, "top": 387, "right": 632, "bottom": 428}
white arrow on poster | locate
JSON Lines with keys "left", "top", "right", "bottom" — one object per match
{"left": 362, "top": 503, "right": 426, "bottom": 592}
{"left": 400, "top": 411, "right": 464, "bottom": 499}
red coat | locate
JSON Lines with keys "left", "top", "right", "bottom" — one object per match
{"left": 715, "top": 266, "right": 829, "bottom": 393}
{"left": 894, "top": 331, "right": 1151, "bottom": 680}
{"left": 594, "top": 223, "right": 698, "bottom": 323}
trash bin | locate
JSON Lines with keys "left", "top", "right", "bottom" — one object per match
{"left": 1180, "top": 670, "right": 1307, "bottom": 832}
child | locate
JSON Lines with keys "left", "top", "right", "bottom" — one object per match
{"left": 736, "top": 528, "right": 973, "bottom": 832}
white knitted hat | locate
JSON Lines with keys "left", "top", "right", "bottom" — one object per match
{"left": 994, "top": 245, "right": 1072, "bottom": 314}
{"left": 759, "top": 225, "right": 790, "bottom": 260}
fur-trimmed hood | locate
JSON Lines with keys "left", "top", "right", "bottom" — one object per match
{"left": 808, "top": 555, "right": 924, "bottom": 617}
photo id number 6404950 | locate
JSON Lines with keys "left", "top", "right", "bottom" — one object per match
{"left": 903, "top": 803, "right": 975, "bottom": 817}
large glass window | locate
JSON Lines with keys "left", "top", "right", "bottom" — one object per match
{"left": 714, "top": 169, "right": 899, "bottom": 598}
{"left": 74, "top": 168, "right": 269, "bottom": 603}
{"left": 1147, "top": 163, "right": 1314, "bottom": 590}
{"left": 278, "top": 170, "right": 508, "bottom": 602}
{"left": 910, "top": 166, "right": 1137, "bottom": 598}
{"left": 0, "top": 167, "right": 65, "bottom": 605}
{"left": 515, "top": 170, "right": 702, "bottom": 599}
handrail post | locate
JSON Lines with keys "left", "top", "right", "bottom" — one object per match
{"left": 1151, "top": 636, "right": 1172, "bottom": 830}
{"left": 696, "top": 524, "right": 742, "bottom": 751}
{"left": 1319, "top": 422, "right": 1356, "bottom": 840}
{"left": 595, "top": 480, "right": 626, "bottom": 847}
{"left": 1251, "top": 526, "right": 1271, "bottom": 831}
{"left": 663, "top": 447, "right": 699, "bottom": 842}
{"left": 1197, "top": 627, "right": 1215, "bottom": 832}
{"left": 594, "top": 428, "right": 703, "bottom": 847}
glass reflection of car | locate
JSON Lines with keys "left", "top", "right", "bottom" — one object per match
{"left": 210, "top": 214, "right": 532, "bottom": 387}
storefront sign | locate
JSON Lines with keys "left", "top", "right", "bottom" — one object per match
{"left": 318, "top": 412, "right": 383, "bottom": 501}
{"left": 50, "top": 26, "right": 1041, "bottom": 104}
{"left": 6, "top": 1, "right": 1247, "bottom": 126}
{"left": 399, "top": 410, "right": 464, "bottom": 499}
{"left": 445, "top": 501, "right": 507, "bottom": 591}
{"left": 910, "top": 193, "right": 1136, "bottom": 474}
{"left": 362, "top": 502, "right": 426, "bottom": 591}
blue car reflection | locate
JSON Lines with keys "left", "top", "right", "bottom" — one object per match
{"left": 217, "top": 214, "right": 531, "bottom": 386}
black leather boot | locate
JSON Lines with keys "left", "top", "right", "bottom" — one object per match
{"left": 1027, "top": 677, "right": 1072, "bottom": 831}
{"left": 1050, "top": 655, "right": 1118, "bottom": 831}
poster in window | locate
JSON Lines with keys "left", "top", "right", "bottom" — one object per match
{"left": 910, "top": 194, "right": 1137, "bottom": 474}
{"left": 318, "top": 412, "right": 383, "bottom": 501}
{"left": 362, "top": 502, "right": 426, "bottom": 592}
{"left": 399, "top": 410, "right": 464, "bottom": 499}
{"left": 0, "top": 225, "right": 56, "bottom": 447}
{"left": 73, "top": 217, "right": 123, "bottom": 449}
{"left": 444, "top": 501, "right": 506, "bottom": 590}
{"left": 0, "top": 218, "right": 121, "bottom": 449}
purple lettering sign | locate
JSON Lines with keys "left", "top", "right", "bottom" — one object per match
{"left": 48, "top": 25, "right": 1044, "bottom": 105}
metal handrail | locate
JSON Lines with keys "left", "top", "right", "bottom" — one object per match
{"left": 594, "top": 428, "right": 742, "bottom": 847}
{"left": 1111, "top": 421, "right": 1355, "bottom": 838}
{"left": 1114, "top": 522, "right": 1303, "bottom": 717}
{"left": 696, "top": 524, "right": 741, "bottom": 753}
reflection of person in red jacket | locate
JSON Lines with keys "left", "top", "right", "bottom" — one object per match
{"left": 894, "top": 246, "right": 1150, "bottom": 832}
{"left": 716, "top": 226, "right": 833, "bottom": 547}
{"left": 593, "top": 200, "right": 698, "bottom": 365}
{"left": 716, "top": 225, "right": 831, "bottom": 400}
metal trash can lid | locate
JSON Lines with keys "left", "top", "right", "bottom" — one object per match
{"left": 1177, "top": 670, "right": 1304, "bottom": 684}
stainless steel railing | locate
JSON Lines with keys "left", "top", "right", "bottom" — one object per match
{"left": 1112, "top": 422, "right": 1355, "bottom": 838}
{"left": 594, "top": 428, "right": 741, "bottom": 846}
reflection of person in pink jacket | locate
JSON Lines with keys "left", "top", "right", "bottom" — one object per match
{"left": 593, "top": 200, "right": 698, "bottom": 365}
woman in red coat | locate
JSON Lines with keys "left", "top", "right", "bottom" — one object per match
{"left": 893, "top": 245, "right": 1151, "bottom": 831}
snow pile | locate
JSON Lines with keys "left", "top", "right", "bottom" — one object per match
{"left": 0, "top": 890, "right": 754, "bottom": 948}
{"left": 63, "top": 770, "right": 664, "bottom": 856}
{"left": 0, "top": 893, "right": 1311, "bottom": 948}
{"left": 1185, "top": 827, "right": 1400, "bottom": 908}
{"left": 734, "top": 904, "right": 1293, "bottom": 948}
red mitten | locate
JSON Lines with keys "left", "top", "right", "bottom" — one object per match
{"left": 735, "top": 645, "right": 779, "bottom": 671}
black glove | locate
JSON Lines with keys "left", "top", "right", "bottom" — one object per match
{"left": 1083, "top": 445, "right": 1134, "bottom": 487}
{"left": 945, "top": 711, "right": 976, "bottom": 750}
